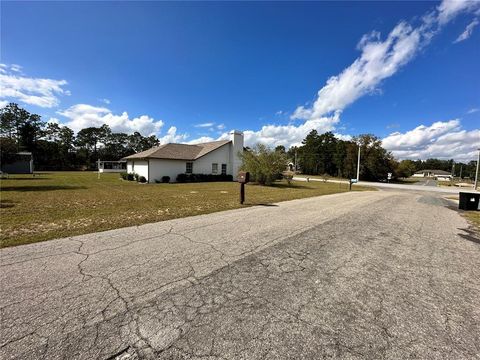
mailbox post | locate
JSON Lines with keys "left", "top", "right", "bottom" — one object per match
{"left": 238, "top": 171, "right": 250, "bottom": 204}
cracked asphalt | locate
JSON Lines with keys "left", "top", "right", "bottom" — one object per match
{"left": 1, "top": 190, "right": 479, "bottom": 359}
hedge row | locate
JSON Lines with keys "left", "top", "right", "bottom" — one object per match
{"left": 176, "top": 173, "right": 233, "bottom": 183}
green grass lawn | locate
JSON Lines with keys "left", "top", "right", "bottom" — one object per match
{"left": 0, "top": 172, "right": 367, "bottom": 248}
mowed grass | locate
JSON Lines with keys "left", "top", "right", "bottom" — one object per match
{"left": 0, "top": 172, "right": 368, "bottom": 248}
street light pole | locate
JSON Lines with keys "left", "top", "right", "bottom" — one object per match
{"left": 474, "top": 148, "right": 480, "bottom": 191}
{"left": 356, "top": 145, "right": 361, "bottom": 181}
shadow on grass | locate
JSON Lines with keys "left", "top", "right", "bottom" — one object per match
{"left": 0, "top": 200, "right": 16, "bottom": 208}
{"left": 247, "top": 182, "right": 312, "bottom": 190}
{"left": 458, "top": 228, "right": 480, "bottom": 245}
{"left": 0, "top": 185, "right": 87, "bottom": 192}
{"left": 0, "top": 177, "right": 52, "bottom": 181}
{"left": 251, "top": 203, "right": 279, "bottom": 207}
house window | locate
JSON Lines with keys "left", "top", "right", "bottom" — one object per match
{"left": 221, "top": 164, "right": 227, "bottom": 175}
{"left": 186, "top": 162, "right": 193, "bottom": 174}
{"left": 212, "top": 163, "right": 218, "bottom": 174}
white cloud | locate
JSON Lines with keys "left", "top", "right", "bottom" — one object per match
{"left": 0, "top": 100, "right": 8, "bottom": 108}
{"left": 0, "top": 64, "right": 69, "bottom": 108}
{"left": 467, "top": 108, "right": 479, "bottom": 114}
{"left": 158, "top": 126, "right": 189, "bottom": 144}
{"left": 454, "top": 18, "right": 479, "bottom": 42}
{"left": 437, "top": 0, "right": 480, "bottom": 25}
{"left": 194, "top": 122, "right": 215, "bottom": 128}
{"left": 216, "top": 124, "right": 225, "bottom": 130}
{"left": 382, "top": 120, "right": 480, "bottom": 161}
{"left": 291, "top": 0, "right": 480, "bottom": 124}
{"left": 10, "top": 64, "right": 22, "bottom": 73}
{"left": 58, "top": 104, "right": 164, "bottom": 136}
{"left": 187, "top": 136, "right": 216, "bottom": 144}
{"left": 291, "top": 21, "right": 426, "bottom": 121}
{"left": 99, "top": 98, "right": 111, "bottom": 104}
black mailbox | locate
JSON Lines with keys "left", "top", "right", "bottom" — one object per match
{"left": 459, "top": 192, "right": 480, "bottom": 211}
{"left": 238, "top": 171, "right": 250, "bottom": 184}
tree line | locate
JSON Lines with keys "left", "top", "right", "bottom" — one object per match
{"left": 281, "top": 130, "right": 475, "bottom": 181}
{"left": 1, "top": 103, "right": 476, "bottom": 179}
{"left": 0, "top": 103, "right": 159, "bottom": 170}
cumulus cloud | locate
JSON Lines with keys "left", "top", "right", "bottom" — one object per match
{"left": 58, "top": 104, "right": 164, "bottom": 136}
{"left": 158, "top": 126, "right": 189, "bottom": 144}
{"left": 0, "top": 64, "right": 69, "bottom": 108}
{"left": 382, "top": 120, "right": 480, "bottom": 161}
{"left": 454, "top": 18, "right": 479, "bottom": 42}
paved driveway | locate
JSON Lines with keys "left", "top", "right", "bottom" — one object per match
{"left": 1, "top": 190, "right": 479, "bottom": 359}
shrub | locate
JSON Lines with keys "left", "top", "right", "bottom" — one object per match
{"left": 176, "top": 173, "right": 233, "bottom": 183}
{"left": 120, "top": 172, "right": 128, "bottom": 180}
{"left": 138, "top": 176, "right": 147, "bottom": 183}
{"left": 161, "top": 176, "right": 170, "bottom": 183}
{"left": 176, "top": 173, "right": 187, "bottom": 183}
{"left": 239, "top": 143, "right": 288, "bottom": 185}
{"left": 127, "top": 173, "right": 135, "bottom": 181}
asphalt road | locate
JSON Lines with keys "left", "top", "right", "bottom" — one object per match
{"left": 293, "top": 176, "right": 474, "bottom": 194}
{"left": 1, "top": 190, "right": 479, "bottom": 360}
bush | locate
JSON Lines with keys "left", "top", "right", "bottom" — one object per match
{"left": 127, "top": 173, "right": 135, "bottom": 181}
{"left": 176, "top": 173, "right": 233, "bottom": 183}
{"left": 239, "top": 143, "right": 288, "bottom": 185}
{"left": 120, "top": 172, "right": 128, "bottom": 180}
{"left": 161, "top": 176, "right": 170, "bottom": 183}
{"left": 138, "top": 176, "right": 147, "bottom": 183}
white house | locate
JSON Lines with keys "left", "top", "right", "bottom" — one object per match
{"left": 412, "top": 169, "right": 452, "bottom": 181}
{"left": 124, "top": 130, "right": 244, "bottom": 183}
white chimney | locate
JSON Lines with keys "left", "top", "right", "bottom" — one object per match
{"left": 230, "top": 130, "right": 244, "bottom": 180}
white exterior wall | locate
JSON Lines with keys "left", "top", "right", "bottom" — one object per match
{"left": 126, "top": 160, "right": 149, "bottom": 181}
{"left": 192, "top": 144, "right": 232, "bottom": 175}
{"left": 148, "top": 159, "right": 189, "bottom": 183}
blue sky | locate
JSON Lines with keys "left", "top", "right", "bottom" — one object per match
{"left": 1, "top": 1, "right": 479, "bottom": 161}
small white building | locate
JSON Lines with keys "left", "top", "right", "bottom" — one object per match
{"left": 97, "top": 160, "right": 127, "bottom": 173}
{"left": 412, "top": 169, "right": 452, "bottom": 181}
{"left": 123, "top": 130, "right": 244, "bottom": 183}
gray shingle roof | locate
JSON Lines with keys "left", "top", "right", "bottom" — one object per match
{"left": 123, "top": 140, "right": 231, "bottom": 160}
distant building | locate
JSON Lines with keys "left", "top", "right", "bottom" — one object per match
{"left": 97, "top": 160, "right": 127, "bottom": 173}
{"left": 412, "top": 169, "right": 452, "bottom": 181}
{"left": 123, "top": 131, "right": 244, "bottom": 183}
{"left": 1, "top": 152, "right": 33, "bottom": 174}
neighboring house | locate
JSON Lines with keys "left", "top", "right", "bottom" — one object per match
{"left": 123, "top": 130, "right": 244, "bottom": 183}
{"left": 412, "top": 169, "right": 452, "bottom": 181}
{"left": 97, "top": 160, "right": 127, "bottom": 173}
{"left": 1, "top": 152, "right": 33, "bottom": 174}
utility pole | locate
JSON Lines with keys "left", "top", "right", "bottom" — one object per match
{"left": 460, "top": 164, "right": 463, "bottom": 179}
{"left": 356, "top": 145, "right": 361, "bottom": 181}
{"left": 295, "top": 150, "right": 298, "bottom": 172}
{"left": 475, "top": 148, "right": 480, "bottom": 191}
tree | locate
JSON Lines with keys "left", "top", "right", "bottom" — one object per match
{"left": 75, "top": 124, "right": 111, "bottom": 167}
{"left": 396, "top": 160, "right": 417, "bottom": 178}
{"left": 239, "top": 143, "right": 288, "bottom": 185}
